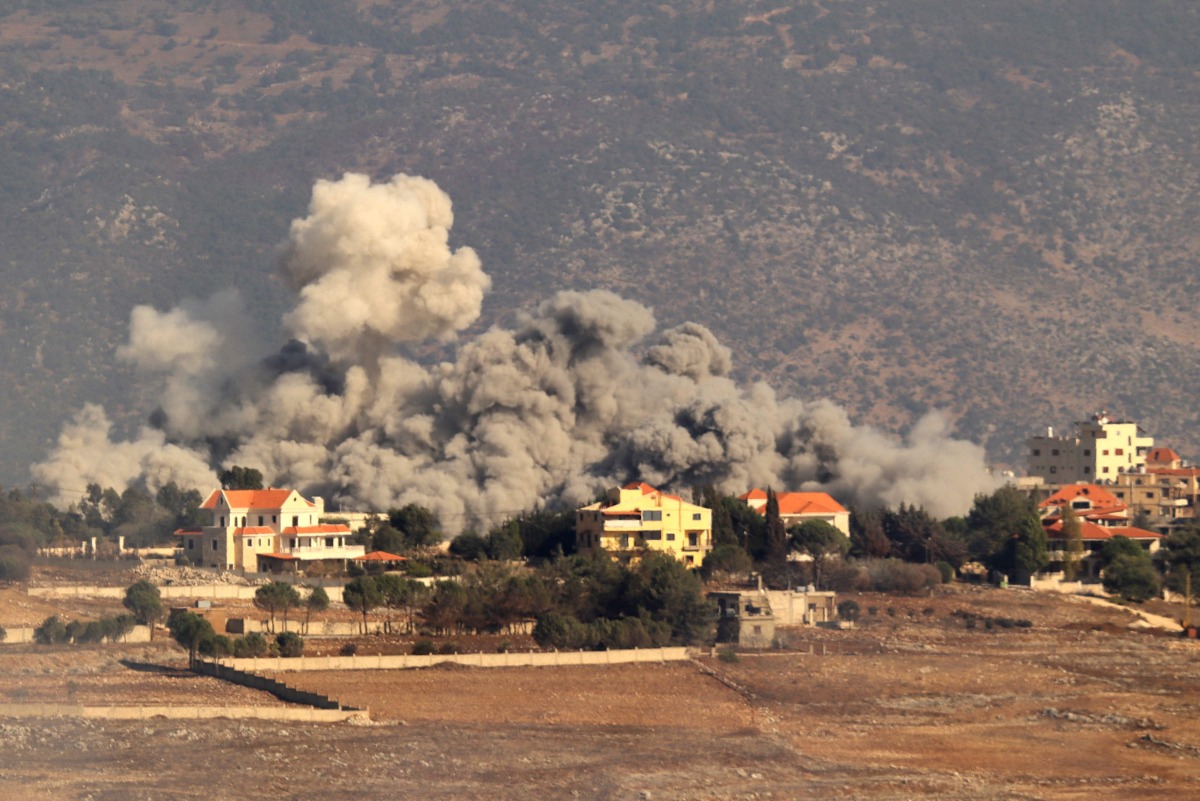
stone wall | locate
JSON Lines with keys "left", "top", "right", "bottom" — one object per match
{"left": 212, "top": 646, "right": 691, "bottom": 673}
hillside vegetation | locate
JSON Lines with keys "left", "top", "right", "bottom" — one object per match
{"left": 3, "top": 0, "right": 1200, "bottom": 486}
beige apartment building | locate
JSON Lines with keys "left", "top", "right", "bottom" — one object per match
{"left": 1027, "top": 412, "right": 1154, "bottom": 484}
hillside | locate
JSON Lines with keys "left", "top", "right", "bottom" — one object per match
{"left": 3, "top": 0, "right": 1200, "bottom": 492}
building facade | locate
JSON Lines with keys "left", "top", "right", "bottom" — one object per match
{"left": 1027, "top": 412, "right": 1154, "bottom": 484}
{"left": 738, "top": 488, "right": 850, "bottom": 536}
{"left": 175, "top": 489, "right": 364, "bottom": 572}
{"left": 575, "top": 482, "right": 713, "bottom": 567}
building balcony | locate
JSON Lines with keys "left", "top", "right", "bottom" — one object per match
{"left": 278, "top": 544, "right": 366, "bottom": 561}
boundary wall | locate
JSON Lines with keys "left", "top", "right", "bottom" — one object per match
{"left": 213, "top": 646, "right": 690, "bottom": 673}
{"left": 0, "top": 703, "right": 366, "bottom": 722}
{"left": 0, "top": 625, "right": 152, "bottom": 646}
{"left": 191, "top": 660, "right": 361, "bottom": 710}
{"left": 28, "top": 585, "right": 346, "bottom": 603}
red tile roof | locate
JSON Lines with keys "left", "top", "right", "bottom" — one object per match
{"left": 281, "top": 524, "right": 351, "bottom": 535}
{"left": 173, "top": 527, "right": 203, "bottom": 536}
{"left": 1045, "top": 520, "right": 1162, "bottom": 541}
{"left": 233, "top": 527, "right": 275, "bottom": 536}
{"left": 740, "top": 489, "right": 848, "bottom": 517}
{"left": 201, "top": 488, "right": 311, "bottom": 511}
{"left": 354, "top": 551, "right": 408, "bottom": 561}
{"left": 258, "top": 552, "right": 299, "bottom": 561}
{"left": 623, "top": 482, "right": 659, "bottom": 494}
{"left": 1039, "top": 484, "right": 1122, "bottom": 509}
{"left": 1147, "top": 447, "right": 1181, "bottom": 463}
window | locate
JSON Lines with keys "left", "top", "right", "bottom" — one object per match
{"left": 692, "top": 513, "right": 702, "bottom": 520}
{"left": 325, "top": 537, "right": 334, "bottom": 547}
{"left": 1115, "top": 448, "right": 1124, "bottom": 456}
{"left": 1083, "top": 449, "right": 1091, "bottom": 456}
{"left": 642, "top": 510, "right": 662, "bottom": 522}
{"left": 1103, "top": 466, "right": 1110, "bottom": 474}
{"left": 292, "top": 516, "right": 299, "bottom": 527}
{"left": 1050, "top": 467, "right": 1057, "bottom": 474}
{"left": 1102, "top": 450, "right": 1109, "bottom": 456}
{"left": 643, "top": 531, "right": 662, "bottom": 540}
{"left": 212, "top": 539, "right": 219, "bottom": 550}
{"left": 273, "top": 515, "right": 277, "bottom": 523}
{"left": 187, "top": 540, "right": 194, "bottom": 550}
{"left": 1083, "top": 466, "right": 1091, "bottom": 473}
{"left": 1052, "top": 449, "right": 1060, "bottom": 456}
{"left": 1032, "top": 449, "right": 1041, "bottom": 456}
{"left": 621, "top": 535, "right": 630, "bottom": 548}
{"left": 1072, "top": 501, "right": 1089, "bottom": 510}
{"left": 688, "top": 533, "right": 699, "bottom": 548}
{"left": 220, "top": 516, "right": 225, "bottom": 526}
{"left": 258, "top": 515, "right": 264, "bottom": 525}
{"left": 667, "top": 533, "right": 676, "bottom": 541}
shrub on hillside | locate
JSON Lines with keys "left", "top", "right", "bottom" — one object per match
{"left": 276, "top": 631, "right": 304, "bottom": 657}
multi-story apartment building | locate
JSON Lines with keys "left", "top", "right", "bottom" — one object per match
{"left": 1026, "top": 411, "right": 1154, "bottom": 484}
{"left": 175, "top": 488, "right": 364, "bottom": 573}
{"left": 575, "top": 482, "right": 713, "bottom": 567}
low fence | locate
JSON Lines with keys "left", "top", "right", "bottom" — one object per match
{"left": 1028, "top": 575, "right": 1110, "bottom": 596}
{"left": 0, "top": 703, "right": 366, "bottom": 722}
{"left": 212, "top": 646, "right": 690, "bottom": 673}
{"left": 0, "top": 625, "right": 152, "bottom": 646}
{"left": 191, "top": 660, "right": 360, "bottom": 710}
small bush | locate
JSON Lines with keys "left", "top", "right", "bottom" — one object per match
{"left": 34, "top": 615, "right": 69, "bottom": 645}
{"left": 935, "top": 561, "right": 955, "bottom": 584}
{"left": 1016, "top": 619, "right": 1033, "bottom": 628}
{"left": 886, "top": 607, "right": 896, "bottom": 617}
{"left": 496, "top": 640, "right": 511, "bottom": 653}
{"left": 718, "top": 647, "right": 740, "bottom": 663}
{"left": 984, "top": 619, "right": 994, "bottom": 631}
{"left": 437, "top": 642, "right": 462, "bottom": 655}
{"left": 867, "top": 606, "right": 878, "bottom": 617}
{"left": 276, "top": 631, "right": 304, "bottom": 658}
{"left": 411, "top": 639, "right": 435, "bottom": 655}
{"left": 965, "top": 617, "right": 976, "bottom": 630}
{"left": 0, "top": 625, "right": 6, "bottom": 642}
{"left": 339, "top": 642, "right": 359, "bottom": 656}
{"left": 922, "top": 607, "right": 935, "bottom": 617}
{"left": 233, "top": 632, "right": 269, "bottom": 658}
{"left": 405, "top": 562, "right": 434, "bottom": 578}
{"left": 837, "top": 599, "right": 861, "bottom": 622}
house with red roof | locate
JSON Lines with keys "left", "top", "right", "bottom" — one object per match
{"left": 175, "top": 488, "right": 364, "bottom": 573}
{"left": 1037, "top": 484, "right": 1162, "bottom": 579}
{"left": 576, "top": 482, "right": 713, "bottom": 567}
{"left": 738, "top": 489, "right": 850, "bottom": 536}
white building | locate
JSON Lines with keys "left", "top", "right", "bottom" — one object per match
{"left": 175, "top": 488, "right": 364, "bottom": 573}
{"left": 1027, "top": 412, "right": 1154, "bottom": 484}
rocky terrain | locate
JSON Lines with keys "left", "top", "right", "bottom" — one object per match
{"left": 2, "top": 584, "right": 1198, "bottom": 799}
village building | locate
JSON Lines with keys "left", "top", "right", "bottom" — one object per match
{"left": 738, "top": 488, "right": 850, "bottom": 536}
{"left": 575, "top": 482, "right": 713, "bottom": 567}
{"left": 1037, "top": 484, "right": 1163, "bottom": 580}
{"left": 1026, "top": 411, "right": 1154, "bottom": 484}
{"left": 175, "top": 488, "right": 364, "bottom": 573}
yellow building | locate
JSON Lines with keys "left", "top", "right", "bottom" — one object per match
{"left": 576, "top": 482, "right": 713, "bottom": 567}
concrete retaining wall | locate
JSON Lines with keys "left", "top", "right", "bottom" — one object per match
{"left": 0, "top": 703, "right": 366, "bottom": 722}
{"left": 213, "top": 646, "right": 690, "bottom": 673}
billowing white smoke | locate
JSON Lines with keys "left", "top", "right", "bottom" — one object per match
{"left": 32, "top": 172, "right": 999, "bottom": 528}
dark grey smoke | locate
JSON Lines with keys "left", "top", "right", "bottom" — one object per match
{"left": 33, "top": 173, "right": 999, "bottom": 530}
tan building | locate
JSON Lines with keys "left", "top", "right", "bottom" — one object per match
{"left": 575, "top": 482, "right": 713, "bottom": 567}
{"left": 175, "top": 488, "right": 364, "bottom": 573}
{"left": 1037, "top": 484, "right": 1163, "bottom": 579}
{"left": 1027, "top": 411, "right": 1154, "bottom": 484}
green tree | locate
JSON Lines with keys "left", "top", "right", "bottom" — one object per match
{"left": 486, "top": 520, "right": 524, "bottom": 561}
{"left": 34, "top": 615, "right": 68, "bottom": 645}
{"left": 254, "top": 581, "right": 301, "bottom": 633}
{"left": 702, "top": 485, "right": 738, "bottom": 547}
{"left": 122, "top": 579, "right": 164, "bottom": 639}
{"left": 701, "top": 543, "right": 753, "bottom": 580}
{"left": 966, "top": 485, "right": 1037, "bottom": 564}
{"left": 167, "top": 611, "right": 218, "bottom": 664}
{"left": 1103, "top": 552, "right": 1161, "bottom": 602}
{"left": 423, "top": 580, "right": 468, "bottom": 635}
{"left": 764, "top": 488, "right": 788, "bottom": 564}
{"left": 1162, "top": 525, "right": 1200, "bottom": 597}
{"left": 1100, "top": 535, "right": 1145, "bottom": 566}
{"left": 388, "top": 504, "right": 442, "bottom": 548}
{"left": 995, "top": 514, "right": 1049, "bottom": 581}
{"left": 449, "top": 531, "right": 489, "bottom": 561}
{"left": 790, "top": 520, "right": 851, "bottom": 590}
{"left": 342, "top": 575, "right": 382, "bottom": 634}
{"left": 1060, "top": 505, "right": 1084, "bottom": 580}
{"left": 219, "top": 466, "right": 264, "bottom": 490}
{"left": 302, "top": 585, "right": 329, "bottom": 634}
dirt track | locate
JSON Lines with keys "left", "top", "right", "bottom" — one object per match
{"left": 1, "top": 584, "right": 1199, "bottom": 800}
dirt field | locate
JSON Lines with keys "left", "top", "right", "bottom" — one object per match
{"left": 2, "top": 584, "right": 1199, "bottom": 800}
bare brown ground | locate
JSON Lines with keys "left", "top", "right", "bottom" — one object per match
{"left": 1, "top": 584, "right": 1199, "bottom": 800}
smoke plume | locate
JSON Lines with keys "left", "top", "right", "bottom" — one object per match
{"left": 32, "top": 172, "right": 999, "bottom": 529}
